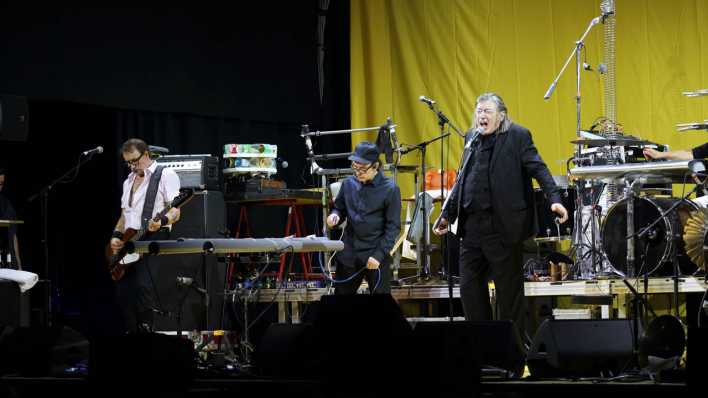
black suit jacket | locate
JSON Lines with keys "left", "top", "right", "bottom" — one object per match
{"left": 441, "top": 123, "right": 561, "bottom": 244}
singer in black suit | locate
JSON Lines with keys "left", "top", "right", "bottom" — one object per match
{"left": 434, "top": 93, "right": 568, "bottom": 339}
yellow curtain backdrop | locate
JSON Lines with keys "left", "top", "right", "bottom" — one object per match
{"left": 351, "top": 0, "right": 708, "bottom": 202}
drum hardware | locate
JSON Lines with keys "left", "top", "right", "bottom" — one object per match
{"left": 570, "top": 137, "right": 655, "bottom": 147}
{"left": 570, "top": 160, "right": 693, "bottom": 183}
{"left": 568, "top": 178, "right": 608, "bottom": 280}
{"left": 676, "top": 120, "right": 708, "bottom": 132}
{"left": 682, "top": 89, "right": 708, "bottom": 97}
{"left": 624, "top": 179, "right": 705, "bottom": 317}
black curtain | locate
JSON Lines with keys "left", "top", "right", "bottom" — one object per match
{"left": 0, "top": 1, "right": 351, "bottom": 337}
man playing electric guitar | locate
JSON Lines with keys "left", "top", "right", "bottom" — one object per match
{"left": 108, "top": 138, "right": 181, "bottom": 333}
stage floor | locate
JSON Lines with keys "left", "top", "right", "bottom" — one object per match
{"left": 0, "top": 374, "right": 693, "bottom": 397}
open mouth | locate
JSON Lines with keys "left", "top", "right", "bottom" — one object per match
{"left": 479, "top": 120, "right": 489, "bottom": 130}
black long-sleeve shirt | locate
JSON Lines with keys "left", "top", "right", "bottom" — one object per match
{"left": 332, "top": 172, "right": 401, "bottom": 265}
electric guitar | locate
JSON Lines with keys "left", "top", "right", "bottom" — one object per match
{"left": 106, "top": 189, "right": 194, "bottom": 281}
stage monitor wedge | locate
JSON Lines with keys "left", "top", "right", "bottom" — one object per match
{"left": 527, "top": 319, "right": 636, "bottom": 378}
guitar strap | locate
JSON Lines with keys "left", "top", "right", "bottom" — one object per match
{"left": 140, "top": 166, "right": 165, "bottom": 233}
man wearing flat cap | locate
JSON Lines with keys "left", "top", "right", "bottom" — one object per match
{"left": 326, "top": 141, "right": 401, "bottom": 294}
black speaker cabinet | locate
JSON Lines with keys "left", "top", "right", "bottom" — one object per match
{"left": 254, "top": 323, "right": 319, "bottom": 379}
{"left": 688, "top": 326, "right": 708, "bottom": 387}
{"left": 0, "top": 325, "right": 88, "bottom": 377}
{"left": 314, "top": 294, "right": 414, "bottom": 388}
{"left": 0, "top": 94, "right": 29, "bottom": 142}
{"left": 0, "top": 280, "right": 29, "bottom": 327}
{"left": 527, "top": 319, "right": 636, "bottom": 378}
{"left": 171, "top": 190, "right": 226, "bottom": 239}
{"left": 152, "top": 190, "right": 228, "bottom": 331}
{"left": 413, "top": 320, "right": 525, "bottom": 381}
{"left": 90, "top": 333, "right": 194, "bottom": 391}
{"left": 150, "top": 254, "right": 227, "bottom": 331}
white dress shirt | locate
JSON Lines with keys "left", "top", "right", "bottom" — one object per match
{"left": 121, "top": 160, "right": 181, "bottom": 231}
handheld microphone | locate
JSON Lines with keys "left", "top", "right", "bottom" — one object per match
{"left": 419, "top": 96, "right": 436, "bottom": 106}
{"left": 464, "top": 127, "right": 485, "bottom": 149}
{"left": 82, "top": 146, "right": 103, "bottom": 156}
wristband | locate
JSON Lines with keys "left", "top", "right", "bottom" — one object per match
{"left": 111, "top": 230, "right": 124, "bottom": 240}
{"left": 160, "top": 215, "right": 169, "bottom": 226}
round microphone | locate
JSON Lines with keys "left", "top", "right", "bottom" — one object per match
{"left": 276, "top": 157, "right": 289, "bottom": 169}
{"left": 82, "top": 146, "right": 104, "bottom": 156}
{"left": 176, "top": 276, "right": 194, "bottom": 286}
{"left": 419, "top": 96, "right": 435, "bottom": 106}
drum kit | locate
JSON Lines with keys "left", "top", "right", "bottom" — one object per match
{"left": 542, "top": 99, "right": 708, "bottom": 281}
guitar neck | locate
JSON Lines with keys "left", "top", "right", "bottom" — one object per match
{"left": 129, "top": 190, "right": 194, "bottom": 241}
{"left": 151, "top": 205, "right": 173, "bottom": 223}
{"left": 133, "top": 205, "right": 174, "bottom": 241}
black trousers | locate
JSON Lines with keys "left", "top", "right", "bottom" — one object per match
{"left": 114, "top": 228, "right": 170, "bottom": 333}
{"left": 458, "top": 211, "right": 526, "bottom": 337}
{"left": 334, "top": 255, "right": 391, "bottom": 295}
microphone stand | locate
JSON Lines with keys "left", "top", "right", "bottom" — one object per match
{"left": 422, "top": 101, "right": 464, "bottom": 320}
{"left": 545, "top": 15, "right": 602, "bottom": 278}
{"left": 399, "top": 132, "right": 450, "bottom": 282}
{"left": 26, "top": 151, "right": 100, "bottom": 326}
{"left": 176, "top": 277, "right": 209, "bottom": 336}
{"left": 630, "top": 180, "right": 702, "bottom": 317}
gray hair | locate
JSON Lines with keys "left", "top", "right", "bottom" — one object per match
{"left": 474, "top": 92, "right": 513, "bottom": 132}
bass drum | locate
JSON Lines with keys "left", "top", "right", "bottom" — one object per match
{"left": 601, "top": 197, "right": 699, "bottom": 277}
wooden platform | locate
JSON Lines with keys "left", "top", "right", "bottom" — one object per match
{"left": 250, "top": 277, "right": 708, "bottom": 322}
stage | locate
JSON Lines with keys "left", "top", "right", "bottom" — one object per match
{"left": 0, "top": 371, "right": 694, "bottom": 397}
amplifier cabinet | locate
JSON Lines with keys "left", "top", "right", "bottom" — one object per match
{"left": 157, "top": 154, "right": 220, "bottom": 191}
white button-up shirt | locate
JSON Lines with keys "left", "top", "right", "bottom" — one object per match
{"left": 121, "top": 161, "right": 181, "bottom": 230}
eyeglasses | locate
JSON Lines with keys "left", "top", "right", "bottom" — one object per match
{"left": 124, "top": 152, "right": 144, "bottom": 167}
{"left": 475, "top": 108, "right": 497, "bottom": 115}
{"left": 351, "top": 162, "right": 374, "bottom": 174}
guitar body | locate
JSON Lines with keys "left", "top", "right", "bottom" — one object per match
{"left": 106, "top": 228, "right": 139, "bottom": 281}
{"left": 105, "top": 189, "right": 194, "bottom": 282}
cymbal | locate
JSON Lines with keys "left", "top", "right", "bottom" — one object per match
{"left": 534, "top": 235, "right": 571, "bottom": 243}
{"left": 570, "top": 137, "right": 654, "bottom": 147}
